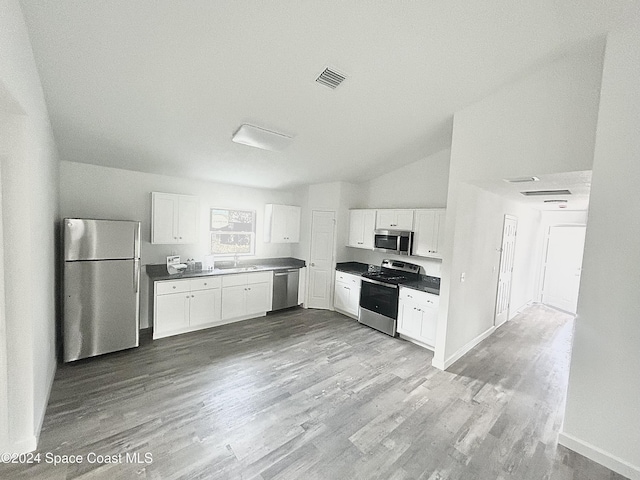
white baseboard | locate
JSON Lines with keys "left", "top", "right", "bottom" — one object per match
{"left": 431, "top": 326, "right": 496, "bottom": 371}
{"left": 34, "top": 358, "right": 57, "bottom": 442}
{"left": 5, "top": 435, "right": 37, "bottom": 454}
{"left": 559, "top": 432, "right": 640, "bottom": 480}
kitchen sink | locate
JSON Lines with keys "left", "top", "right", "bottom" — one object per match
{"left": 217, "top": 265, "right": 260, "bottom": 272}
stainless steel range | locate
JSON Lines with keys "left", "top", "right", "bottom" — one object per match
{"left": 359, "top": 259, "right": 421, "bottom": 336}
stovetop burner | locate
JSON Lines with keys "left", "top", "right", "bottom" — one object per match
{"left": 361, "top": 259, "right": 421, "bottom": 285}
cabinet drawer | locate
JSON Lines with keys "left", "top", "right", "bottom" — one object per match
{"left": 222, "top": 273, "right": 248, "bottom": 287}
{"left": 336, "top": 272, "right": 361, "bottom": 285}
{"left": 399, "top": 287, "right": 439, "bottom": 306}
{"left": 156, "top": 279, "right": 190, "bottom": 295}
{"left": 190, "top": 277, "right": 222, "bottom": 291}
{"left": 247, "top": 271, "right": 273, "bottom": 284}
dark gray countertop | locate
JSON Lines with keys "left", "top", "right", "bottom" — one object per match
{"left": 335, "top": 261, "right": 374, "bottom": 275}
{"left": 146, "top": 257, "right": 306, "bottom": 281}
{"left": 335, "top": 261, "right": 440, "bottom": 295}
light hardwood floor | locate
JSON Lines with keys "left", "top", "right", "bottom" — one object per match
{"left": 1, "top": 305, "right": 628, "bottom": 479}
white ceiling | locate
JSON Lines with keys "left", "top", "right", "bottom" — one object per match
{"left": 19, "top": 1, "right": 639, "bottom": 190}
{"left": 475, "top": 170, "right": 592, "bottom": 211}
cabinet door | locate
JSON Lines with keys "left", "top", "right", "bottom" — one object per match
{"left": 376, "top": 210, "right": 396, "bottom": 229}
{"left": 334, "top": 281, "right": 351, "bottom": 312}
{"left": 155, "top": 292, "right": 190, "bottom": 335}
{"left": 413, "top": 209, "right": 436, "bottom": 257}
{"left": 268, "top": 205, "right": 288, "bottom": 242}
{"left": 376, "top": 209, "right": 414, "bottom": 230}
{"left": 349, "top": 210, "right": 376, "bottom": 249}
{"left": 348, "top": 210, "right": 364, "bottom": 247}
{"left": 395, "top": 210, "right": 414, "bottom": 230}
{"left": 419, "top": 302, "right": 438, "bottom": 347}
{"left": 245, "top": 282, "right": 271, "bottom": 315}
{"left": 285, "top": 206, "right": 301, "bottom": 243}
{"left": 398, "top": 299, "right": 422, "bottom": 337}
{"left": 222, "top": 285, "right": 246, "bottom": 320}
{"left": 177, "top": 195, "right": 199, "bottom": 244}
{"left": 413, "top": 209, "right": 445, "bottom": 258}
{"left": 432, "top": 210, "right": 446, "bottom": 258}
{"left": 152, "top": 193, "right": 178, "bottom": 244}
{"left": 189, "top": 288, "right": 222, "bottom": 326}
{"left": 361, "top": 210, "right": 376, "bottom": 249}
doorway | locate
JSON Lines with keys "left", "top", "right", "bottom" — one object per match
{"left": 541, "top": 225, "right": 586, "bottom": 314}
{"left": 306, "top": 210, "right": 336, "bottom": 310}
{"left": 495, "top": 215, "right": 518, "bottom": 327}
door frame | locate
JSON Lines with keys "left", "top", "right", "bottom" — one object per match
{"left": 306, "top": 210, "right": 337, "bottom": 310}
{"left": 539, "top": 224, "right": 587, "bottom": 313}
{"left": 494, "top": 214, "right": 518, "bottom": 327}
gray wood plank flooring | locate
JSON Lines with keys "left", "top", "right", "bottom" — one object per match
{"left": 0, "top": 305, "right": 628, "bottom": 479}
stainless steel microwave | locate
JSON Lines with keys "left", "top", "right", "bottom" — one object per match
{"left": 373, "top": 230, "right": 413, "bottom": 256}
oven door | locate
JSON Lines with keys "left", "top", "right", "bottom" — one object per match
{"left": 359, "top": 278, "right": 399, "bottom": 319}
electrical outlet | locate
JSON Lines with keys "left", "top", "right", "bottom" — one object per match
{"left": 460, "top": 272, "right": 465, "bottom": 282}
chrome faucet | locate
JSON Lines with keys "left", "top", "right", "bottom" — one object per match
{"left": 233, "top": 253, "right": 239, "bottom": 267}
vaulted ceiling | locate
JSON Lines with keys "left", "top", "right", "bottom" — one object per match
{"left": 19, "top": 0, "right": 637, "bottom": 189}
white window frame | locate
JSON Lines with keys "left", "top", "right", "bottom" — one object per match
{"left": 210, "top": 208, "right": 256, "bottom": 257}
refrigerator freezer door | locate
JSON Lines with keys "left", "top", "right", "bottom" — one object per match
{"left": 64, "top": 218, "right": 141, "bottom": 261}
{"left": 63, "top": 259, "right": 140, "bottom": 362}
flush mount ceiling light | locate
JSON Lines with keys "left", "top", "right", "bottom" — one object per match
{"left": 231, "top": 124, "right": 294, "bottom": 152}
{"left": 504, "top": 176, "right": 540, "bottom": 183}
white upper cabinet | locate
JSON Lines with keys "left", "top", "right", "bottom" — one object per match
{"left": 264, "top": 204, "right": 301, "bottom": 243}
{"left": 348, "top": 209, "right": 376, "bottom": 249}
{"left": 151, "top": 192, "right": 199, "bottom": 244}
{"left": 412, "top": 208, "right": 446, "bottom": 259}
{"left": 375, "top": 209, "right": 414, "bottom": 230}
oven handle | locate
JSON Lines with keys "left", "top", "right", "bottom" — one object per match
{"left": 361, "top": 277, "right": 398, "bottom": 289}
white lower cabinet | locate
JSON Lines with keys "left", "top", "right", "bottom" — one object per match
{"left": 221, "top": 271, "right": 273, "bottom": 321}
{"left": 153, "top": 271, "right": 273, "bottom": 339}
{"left": 154, "top": 277, "right": 222, "bottom": 339}
{"left": 397, "top": 287, "right": 439, "bottom": 349}
{"left": 334, "top": 271, "right": 361, "bottom": 319}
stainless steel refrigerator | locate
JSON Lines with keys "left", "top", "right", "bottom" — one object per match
{"left": 63, "top": 218, "right": 141, "bottom": 362}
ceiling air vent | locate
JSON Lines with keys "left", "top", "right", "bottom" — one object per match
{"left": 520, "top": 189, "right": 572, "bottom": 196}
{"left": 316, "top": 67, "right": 347, "bottom": 89}
{"left": 504, "top": 176, "right": 540, "bottom": 183}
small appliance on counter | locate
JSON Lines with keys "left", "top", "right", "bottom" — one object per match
{"left": 166, "top": 255, "right": 188, "bottom": 274}
{"left": 203, "top": 254, "right": 216, "bottom": 271}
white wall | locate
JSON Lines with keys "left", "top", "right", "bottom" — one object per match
{"left": 347, "top": 148, "right": 451, "bottom": 277}
{"left": 59, "top": 161, "right": 297, "bottom": 327}
{"left": 293, "top": 181, "right": 364, "bottom": 306}
{"left": 364, "top": 148, "right": 450, "bottom": 209}
{"left": 560, "top": 25, "right": 640, "bottom": 479}
{"left": 0, "top": 0, "right": 60, "bottom": 453}
{"left": 436, "top": 37, "right": 605, "bottom": 369}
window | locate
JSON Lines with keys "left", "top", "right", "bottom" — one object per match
{"left": 210, "top": 208, "right": 256, "bottom": 256}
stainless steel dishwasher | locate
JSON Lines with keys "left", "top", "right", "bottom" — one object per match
{"left": 272, "top": 269, "right": 300, "bottom": 310}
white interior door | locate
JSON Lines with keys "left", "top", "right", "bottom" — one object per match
{"left": 541, "top": 225, "right": 586, "bottom": 314}
{"left": 495, "top": 215, "right": 517, "bottom": 327}
{"left": 307, "top": 210, "right": 336, "bottom": 310}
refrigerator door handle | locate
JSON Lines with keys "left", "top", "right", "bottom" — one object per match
{"left": 134, "top": 259, "right": 140, "bottom": 293}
